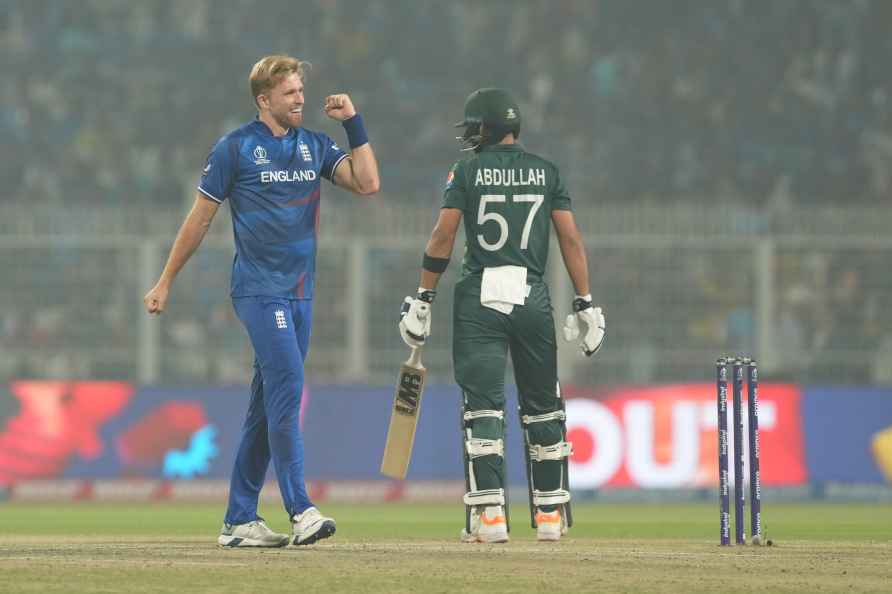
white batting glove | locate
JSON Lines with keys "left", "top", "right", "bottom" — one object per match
{"left": 399, "top": 289, "right": 435, "bottom": 348}
{"left": 563, "top": 295, "right": 605, "bottom": 357}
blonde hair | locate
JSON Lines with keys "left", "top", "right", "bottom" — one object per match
{"left": 249, "top": 55, "right": 309, "bottom": 108}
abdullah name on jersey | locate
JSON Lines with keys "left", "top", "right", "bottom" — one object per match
{"left": 442, "top": 143, "right": 571, "bottom": 280}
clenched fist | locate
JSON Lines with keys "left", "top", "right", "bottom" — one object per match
{"left": 144, "top": 283, "right": 169, "bottom": 315}
{"left": 323, "top": 94, "right": 356, "bottom": 121}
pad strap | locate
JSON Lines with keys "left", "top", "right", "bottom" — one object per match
{"left": 463, "top": 488, "right": 505, "bottom": 507}
{"left": 466, "top": 438, "right": 504, "bottom": 459}
{"left": 521, "top": 410, "right": 566, "bottom": 426}
{"left": 463, "top": 409, "right": 504, "bottom": 422}
{"left": 529, "top": 441, "right": 573, "bottom": 462}
{"left": 532, "top": 489, "right": 571, "bottom": 506}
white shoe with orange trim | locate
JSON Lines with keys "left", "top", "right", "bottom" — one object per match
{"left": 536, "top": 509, "right": 564, "bottom": 542}
{"left": 461, "top": 505, "right": 509, "bottom": 543}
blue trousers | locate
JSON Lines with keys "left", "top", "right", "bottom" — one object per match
{"left": 225, "top": 297, "right": 313, "bottom": 524}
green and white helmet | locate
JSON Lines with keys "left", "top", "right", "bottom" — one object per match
{"left": 455, "top": 87, "right": 521, "bottom": 152}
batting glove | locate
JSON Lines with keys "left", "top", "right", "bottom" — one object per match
{"left": 563, "top": 295, "right": 605, "bottom": 357}
{"left": 399, "top": 289, "right": 435, "bottom": 348}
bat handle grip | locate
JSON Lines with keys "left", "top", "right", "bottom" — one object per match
{"left": 407, "top": 346, "right": 425, "bottom": 370}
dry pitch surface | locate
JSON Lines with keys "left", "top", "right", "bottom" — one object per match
{"left": 1, "top": 502, "right": 890, "bottom": 594}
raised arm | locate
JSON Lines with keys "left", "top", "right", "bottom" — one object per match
{"left": 143, "top": 193, "right": 220, "bottom": 314}
{"left": 326, "top": 94, "right": 380, "bottom": 196}
{"left": 332, "top": 143, "right": 380, "bottom": 196}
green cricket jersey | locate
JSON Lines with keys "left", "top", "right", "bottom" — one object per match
{"left": 442, "top": 144, "right": 572, "bottom": 279}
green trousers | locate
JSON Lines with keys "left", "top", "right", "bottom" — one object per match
{"left": 453, "top": 274, "right": 565, "bottom": 508}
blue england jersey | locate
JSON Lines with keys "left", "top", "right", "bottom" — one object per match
{"left": 198, "top": 120, "right": 348, "bottom": 299}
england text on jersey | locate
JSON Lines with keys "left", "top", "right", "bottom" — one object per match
{"left": 261, "top": 169, "right": 318, "bottom": 183}
{"left": 474, "top": 168, "right": 546, "bottom": 187}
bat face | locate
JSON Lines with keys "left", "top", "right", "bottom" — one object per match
{"left": 381, "top": 353, "right": 427, "bottom": 479}
{"left": 394, "top": 367, "right": 424, "bottom": 416}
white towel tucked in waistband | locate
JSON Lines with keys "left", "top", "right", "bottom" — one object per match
{"left": 481, "top": 265, "right": 528, "bottom": 315}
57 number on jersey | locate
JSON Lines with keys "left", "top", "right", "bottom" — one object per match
{"left": 477, "top": 193, "right": 544, "bottom": 252}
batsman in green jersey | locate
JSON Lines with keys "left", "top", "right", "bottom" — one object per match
{"left": 399, "top": 88, "right": 606, "bottom": 543}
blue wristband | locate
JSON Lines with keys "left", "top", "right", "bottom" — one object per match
{"left": 342, "top": 113, "right": 369, "bottom": 149}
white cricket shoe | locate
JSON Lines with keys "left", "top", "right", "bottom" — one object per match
{"left": 535, "top": 509, "right": 565, "bottom": 542}
{"left": 218, "top": 518, "right": 289, "bottom": 548}
{"left": 291, "top": 506, "right": 336, "bottom": 546}
{"left": 461, "top": 505, "right": 509, "bottom": 544}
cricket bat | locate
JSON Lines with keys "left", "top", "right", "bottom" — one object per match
{"left": 380, "top": 346, "right": 426, "bottom": 479}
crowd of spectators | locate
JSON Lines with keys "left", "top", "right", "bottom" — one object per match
{"left": 3, "top": 0, "right": 891, "bottom": 210}
{"left": 2, "top": 1, "right": 891, "bottom": 386}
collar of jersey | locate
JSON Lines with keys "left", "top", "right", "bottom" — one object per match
{"left": 480, "top": 143, "right": 523, "bottom": 152}
{"left": 253, "top": 118, "right": 298, "bottom": 139}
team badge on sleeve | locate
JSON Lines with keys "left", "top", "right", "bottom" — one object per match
{"left": 445, "top": 169, "right": 455, "bottom": 190}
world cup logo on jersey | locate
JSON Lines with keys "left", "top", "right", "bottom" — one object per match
{"left": 253, "top": 145, "right": 270, "bottom": 165}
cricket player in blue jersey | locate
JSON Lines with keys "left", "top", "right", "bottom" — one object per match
{"left": 143, "top": 55, "right": 379, "bottom": 547}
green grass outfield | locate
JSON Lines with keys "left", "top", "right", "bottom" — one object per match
{"left": 1, "top": 502, "right": 890, "bottom": 593}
